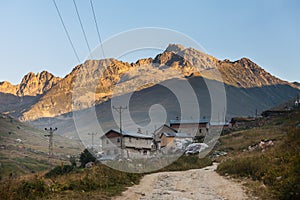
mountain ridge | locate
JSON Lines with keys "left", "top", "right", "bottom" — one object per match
{"left": 0, "top": 71, "right": 61, "bottom": 97}
{"left": 0, "top": 44, "right": 299, "bottom": 122}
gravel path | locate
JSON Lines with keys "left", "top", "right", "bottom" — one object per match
{"left": 113, "top": 163, "right": 250, "bottom": 200}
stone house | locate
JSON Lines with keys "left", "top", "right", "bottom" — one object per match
{"left": 169, "top": 119, "right": 209, "bottom": 138}
{"left": 101, "top": 129, "right": 153, "bottom": 159}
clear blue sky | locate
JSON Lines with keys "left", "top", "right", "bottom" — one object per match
{"left": 0, "top": 0, "right": 299, "bottom": 84}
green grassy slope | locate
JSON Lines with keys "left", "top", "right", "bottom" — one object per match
{"left": 0, "top": 114, "right": 83, "bottom": 177}
{"left": 216, "top": 107, "right": 300, "bottom": 199}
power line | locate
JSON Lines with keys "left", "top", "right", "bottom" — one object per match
{"left": 88, "top": 132, "right": 97, "bottom": 150}
{"left": 90, "top": 0, "right": 105, "bottom": 58}
{"left": 113, "top": 105, "right": 127, "bottom": 158}
{"left": 52, "top": 0, "right": 80, "bottom": 63}
{"left": 44, "top": 127, "right": 58, "bottom": 158}
{"left": 73, "top": 0, "right": 93, "bottom": 59}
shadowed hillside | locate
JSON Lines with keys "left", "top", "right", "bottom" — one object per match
{"left": 30, "top": 76, "right": 300, "bottom": 140}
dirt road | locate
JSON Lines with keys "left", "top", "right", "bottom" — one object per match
{"left": 113, "top": 163, "right": 249, "bottom": 200}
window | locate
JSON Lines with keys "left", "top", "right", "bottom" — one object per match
{"left": 143, "top": 150, "right": 147, "bottom": 155}
{"left": 129, "top": 138, "right": 132, "bottom": 142}
{"left": 199, "top": 129, "right": 202, "bottom": 133}
{"left": 117, "top": 138, "right": 120, "bottom": 143}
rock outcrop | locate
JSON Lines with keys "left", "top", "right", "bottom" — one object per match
{"left": 0, "top": 81, "right": 18, "bottom": 95}
{"left": 0, "top": 71, "right": 61, "bottom": 97}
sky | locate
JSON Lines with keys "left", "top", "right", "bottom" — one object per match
{"left": 0, "top": 0, "right": 299, "bottom": 84}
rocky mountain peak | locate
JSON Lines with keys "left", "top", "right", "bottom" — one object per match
{"left": 135, "top": 58, "right": 153, "bottom": 66}
{"left": 235, "top": 57, "right": 258, "bottom": 68}
{"left": 2, "top": 44, "right": 299, "bottom": 122}
{"left": 17, "top": 71, "right": 61, "bottom": 96}
{"left": 165, "top": 44, "right": 185, "bottom": 53}
{"left": 0, "top": 81, "right": 18, "bottom": 94}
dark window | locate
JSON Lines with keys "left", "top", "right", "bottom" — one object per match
{"left": 117, "top": 138, "right": 120, "bottom": 143}
{"left": 143, "top": 150, "right": 147, "bottom": 155}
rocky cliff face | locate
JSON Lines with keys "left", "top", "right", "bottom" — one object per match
{"left": 0, "top": 44, "right": 298, "bottom": 121}
{"left": 159, "top": 44, "right": 290, "bottom": 88}
{"left": 20, "top": 59, "right": 133, "bottom": 121}
{"left": 214, "top": 58, "right": 287, "bottom": 88}
{"left": 0, "top": 71, "right": 61, "bottom": 97}
{"left": 17, "top": 71, "right": 62, "bottom": 96}
{"left": 0, "top": 81, "right": 18, "bottom": 95}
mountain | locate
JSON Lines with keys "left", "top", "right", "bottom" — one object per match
{"left": 0, "top": 44, "right": 299, "bottom": 133}
{"left": 0, "top": 71, "right": 61, "bottom": 97}
{"left": 292, "top": 81, "right": 300, "bottom": 87}
{"left": 0, "top": 71, "right": 62, "bottom": 117}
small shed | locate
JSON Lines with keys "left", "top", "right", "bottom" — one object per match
{"left": 153, "top": 124, "right": 177, "bottom": 150}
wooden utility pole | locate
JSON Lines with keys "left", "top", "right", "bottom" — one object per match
{"left": 44, "top": 127, "right": 58, "bottom": 158}
{"left": 113, "top": 105, "right": 127, "bottom": 158}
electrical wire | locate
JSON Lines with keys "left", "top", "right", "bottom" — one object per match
{"left": 90, "top": 0, "right": 105, "bottom": 58}
{"left": 73, "top": 0, "right": 93, "bottom": 59}
{"left": 52, "top": 0, "right": 80, "bottom": 63}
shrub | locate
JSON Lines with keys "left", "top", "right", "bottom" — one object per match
{"left": 45, "top": 164, "right": 75, "bottom": 178}
{"left": 79, "top": 149, "right": 96, "bottom": 168}
{"left": 15, "top": 178, "right": 48, "bottom": 200}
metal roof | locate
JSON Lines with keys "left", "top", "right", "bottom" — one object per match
{"left": 110, "top": 129, "right": 153, "bottom": 139}
{"left": 170, "top": 119, "right": 209, "bottom": 124}
{"left": 154, "top": 124, "right": 178, "bottom": 133}
{"left": 161, "top": 132, "right": 193, "bottom": 138}
{"left": 209, "top": 122, "right": 230, "bottom": 126}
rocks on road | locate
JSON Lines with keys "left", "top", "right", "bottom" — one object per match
{"left": 113, "top": 163, "right": 250, "bottom": 200}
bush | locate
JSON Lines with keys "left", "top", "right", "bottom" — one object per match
{"left": 79, "top": 149, "right": 96, "bottom": 168}
{"left": 15, "top": 178, "right": 48, "bottom": 200}
{"left": 66, "top": 164, "right": 143, "bottom": 195}
{"left": 45, "top": 164, "right": 75, "bottom": 178}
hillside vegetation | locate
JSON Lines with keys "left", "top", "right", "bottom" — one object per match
{"left": 1, "top": 106, "right": 299, "bottom": 199}
{"left": 0, "top": 114, "right": 83, "bottom": 178}
{"left": 216, "top": 107, "right": 300, "bottom": 199}
{"left": 0, "top": 155, "right": 211, "bottom": 200}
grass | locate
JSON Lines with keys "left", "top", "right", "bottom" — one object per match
{"left": 0, "top": 114, "right": 83, "bottom": 178}
{"left": 3, "top": 108, "right": 299, "bottom": 199}
{"left": 0, "top": 154, "right": 212, "bottom": 199}
{"left": 216, "top": 107, "right": 300, "bottom": 199}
